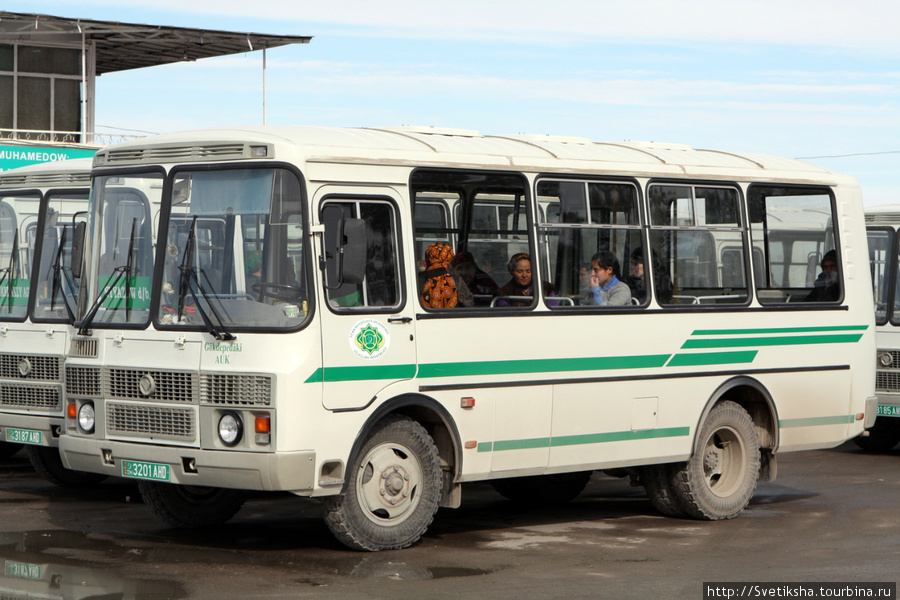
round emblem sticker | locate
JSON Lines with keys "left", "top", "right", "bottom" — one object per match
{"left": 349, "top": 319, "right": 390, "bottom": 360}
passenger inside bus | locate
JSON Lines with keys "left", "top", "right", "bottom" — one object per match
{"left": 420, "top": 242, "right": 471, "bottom": 308}
{"left": 804, "top": 249, "right": 840, "bottom": 302}
{"left": 628, "top": 247, "right": 673, "bottom": 304}
{"left": 451, "top": 251, "right": 498, "bottom": 306}
{"left": 586, "top": 250, "right": 631, "bottom": 306}
{"left": 494, "top": 252, "right": 556, "bottom": 307}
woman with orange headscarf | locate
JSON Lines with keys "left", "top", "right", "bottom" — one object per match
{"left": 420, "top": 242, "right": 462, "bottom": 308}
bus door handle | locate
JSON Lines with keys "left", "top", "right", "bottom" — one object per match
{"left": 387, "top": 317, "right": 413, "bottom": 324}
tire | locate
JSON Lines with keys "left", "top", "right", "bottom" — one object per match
{"left": 641, "top": 464, "right": 687, "bottom": 517}
{"left": 324, "top": 416, "right": 442, "bottom": 551}
{"left": 25, "top": 445, "right": 107, "bottom": 486}
{"left": 491, "top": 471, "right": 592, "bottom": 506}
{"left": 0, "top": 442, "right": 23, "bottom": 459}
{"left": 668, "top": 400, "right": 760, "bottom": 520}
{"left": 138, "top": 481, "right": 246, "bottom": 528}
{"left": 853, "top": 417, "right": 900, "bottom": 452}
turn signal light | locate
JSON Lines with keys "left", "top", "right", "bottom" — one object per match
{"left": 255, "top": 417, "right": 271, "bottom": 433}
{"left": 67, "top": 402, "right": 77, "bottom": 418}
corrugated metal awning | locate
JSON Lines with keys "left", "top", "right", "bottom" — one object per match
{"left": 0, "top": 11, "right": 311, "bottom": 74}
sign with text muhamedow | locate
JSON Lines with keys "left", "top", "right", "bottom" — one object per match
{"left": 0, "top": 144, "right": 97, "bottom": 172}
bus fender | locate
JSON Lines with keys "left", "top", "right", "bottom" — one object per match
{"left": 693, "top": 376, "right": 780, "bottom": 482}
{"left": 345, "top": 393, "right": 463, "bottom": 506}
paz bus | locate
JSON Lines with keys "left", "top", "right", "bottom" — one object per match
{"left": 58, "top": 126, "right": 875, "bottom": 551}
{"left": 864, "top": 203, "right": 900, "bottom": 450}
{"left": 0, "top": 157, "right": 105, "bottom": 484}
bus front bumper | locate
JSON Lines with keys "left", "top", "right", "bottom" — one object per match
{"left": 59, "top": 436, "right": 317, "bottom": 493}
{"left": 0, "top": 414, "right": 63, "bottom": 448}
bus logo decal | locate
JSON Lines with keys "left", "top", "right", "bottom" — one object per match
{"left": 350, "top": 320, "right": 390, "bottom": 360}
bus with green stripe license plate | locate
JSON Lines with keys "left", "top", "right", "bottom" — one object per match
{"left": 59, "top": 126, "right": 876, "bottom": 551}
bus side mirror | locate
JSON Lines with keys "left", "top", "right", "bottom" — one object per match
{"left": 322, "top": 205, "right": 366, "bottom": 289}
{"left": 71, "top": 221, "right": 86, "bottom": 280}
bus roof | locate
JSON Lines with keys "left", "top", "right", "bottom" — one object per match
{"left": 92, "top": 125, "right": 856, "bottom": 186}
{"left": 865, "top": 202, "right": 900, "bottom": 224}
{"left": 0, "top": 157, "right": 94, "bottom": 190}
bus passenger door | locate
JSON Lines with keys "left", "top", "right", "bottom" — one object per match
{"left": 316, "top": 191, "right": 417, "bottom": 411}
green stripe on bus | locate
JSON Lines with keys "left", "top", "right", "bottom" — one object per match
{"left": 681, "top": 334, "right": 863, "bottom": 349}
{"left": 477, "top": 426, "right": 690, "bottom": 452}
{"left": 779, "top": 415, "right": 856, "bottom": 428}
{"left": 305, "top": 364, "right": 418, "bottom": 383}
{"left": 666, "top": 351, "right": 758, "bottom": 367}
{"left": 417, "top": 354, "right": 671, "bottom": 378}
{"left": 691, "top": 325, "right": 868, "bottom": 336}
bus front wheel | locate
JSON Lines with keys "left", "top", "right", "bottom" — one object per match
{"left": 324, "top": 416, "right": 442, "bottom": 551}
{"left": 26, "top": 446, "right": 107, "bottom": 486}
{"left": 668, "top": 400, "right": 760, "bottom": 520}
{"left": 853, "top": 417, "right": 900, "bottom": 452}
{"left": 138, "top": 481, "right": 246, "bottom": 528}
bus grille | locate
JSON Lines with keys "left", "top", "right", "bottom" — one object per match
{"left": 876, "top": 371, "right": 900, "bottom": 392}
{"left": 0, "top": 354, "right": 61, "bottom": 381}
{"left": 106, "top": 369, "right": 196, "bottom": 402}
{"left": 66, "top": 366, "right": 102, "bottom": 396}
{"left": 107, "top": 402, "right": 195, "bottom": 441}
{"left": 0, "top": 383, "right": 60, "bottom": 410}
{"left": 200, "top": 374, "right": 272, "bottom": 406}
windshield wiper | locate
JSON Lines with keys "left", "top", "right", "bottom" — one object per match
{"left": 78, "top": 218, "right": 137, "bottom": 336}
{"left": 176, "top": 216, "right": 235, "bottom": 341}
{"left": 0, "top": 230, "right": 19, "bottom": 314}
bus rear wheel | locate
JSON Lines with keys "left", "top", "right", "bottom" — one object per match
{"left": 138, "top": 481, "right": 246, "bottom": 528}
{"left": 669, "top": 400, "right": 760, "bottom": 520}
{"left": 641, "top": 464, "right": 688, "bottom": 517}
{"left": 25, "top": 446, "right": 107, "bottom": 486}
{"left": 324, "top": 416, "right": 442, "bottom": 551}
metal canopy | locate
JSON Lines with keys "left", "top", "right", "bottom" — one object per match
{"left": 0, "top": 11, "right": 312, "bottom": 74}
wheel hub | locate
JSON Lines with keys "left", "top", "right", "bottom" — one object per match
{"left": 704, "top": 448, "right": 721, "bottom": 473}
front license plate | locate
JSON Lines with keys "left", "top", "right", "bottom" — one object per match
{"left": 121, "top": 460, "right": 170, "bottom": 481}
{"left": 877, "top": 404, "right": 900, "bottom": 417}
{"left": 5, "top": 428, "right": 42, "bottom": 445}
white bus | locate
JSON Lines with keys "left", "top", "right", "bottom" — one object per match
{"left": 0, "top": 158, "right": 107, "bottom": 484}
{"left": 60, "top": 127, "right": 875, "bottom": 551}
{"left": 864, "top": 204, "right": 900, "bottom": 450}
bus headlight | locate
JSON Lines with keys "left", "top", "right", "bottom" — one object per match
{"left": 78, "top": 402, "right": 95, "bottom": 434}
{"left": 218, "top": 412, "right": 243, "bottom": 447}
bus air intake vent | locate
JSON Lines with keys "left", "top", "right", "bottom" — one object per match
{"left": 65, "top": 366, "right": 101, "bottom": 397}
{"left": 107, "top": 369, "right": 196, "bottom": 402}
{"left": 105, "top": 144, "right": 250, "bottom": 164}
{"left": 69, "top": 338, "right": 99, "bottom": 358}
{"left": 0, "top": 354, "right": 61, "bottom": 381}
{"left": 0, "top": 383, "right": 60, "bottom": 410}
{"left": 200, "top": 374, "right": 272, "bottom": 406}
{"left": 107, "top": 402, "right": 195, "bottom": 441}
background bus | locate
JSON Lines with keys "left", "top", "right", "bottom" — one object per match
{"left": 0, "top": 157, "right": 106, "bottom": 484}
{"left": 864, "top": 203, "right": 900, "bottom": 451}
{"left": 60, "top": 127, "right": 875, "bottom": 551}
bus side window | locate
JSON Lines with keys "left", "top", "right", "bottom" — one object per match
{"left": 749, "top": 186, "right": 838, "bottom": 305}
{"left": 538, "top": 178, "right": 642, "bottom": 308}
{"left": 649, "top": 184, "right": 748, "bottom": 306}
{"left": 322, "top": 199, "right": 401, "bottom": 311}
{"left": 412, "top": 169, "right": 529, "bottom": 311}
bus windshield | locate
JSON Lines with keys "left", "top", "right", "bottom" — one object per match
{"left": 158, "top": 167, "right": 308, "bottom": 331}
{"left": 78, "top": 172, "right": 164, "bottom": 330}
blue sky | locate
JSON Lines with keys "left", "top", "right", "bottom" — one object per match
{"left": 10, "top": 1, "right": 900, "bottom": 205}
